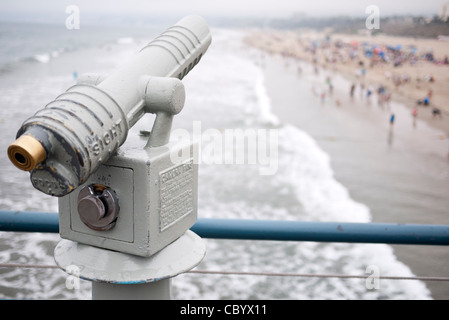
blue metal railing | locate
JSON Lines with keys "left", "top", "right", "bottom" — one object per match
{"left": 1, "top": 210, "right": 449, "bottom": 246}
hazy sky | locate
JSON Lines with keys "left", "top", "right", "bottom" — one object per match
{"left": 0, "top": 0, "right": 447, "bottom": 21}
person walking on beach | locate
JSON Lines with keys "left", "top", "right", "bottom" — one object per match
{"left": 366, "top": 86, "right": 374, "bottom": 105}
{"left": 326, "top": 77, "right": 333, "bottom": 94}
{"left": 320, "top": 91, "right": 326, "bottom": 104}
{"left": 412, "top": 107, "right": 418, "bottom": 127}
{"left": 367, "top": 87, "right": 372, "bottom": 99}
{"left": 432, "top": 108, "right": 442, "bottom": 119}
{"left": 388, "top": 113, "right": 395, "bottom": 146}
{"left": 350, "top": 83, "right": 356, "bottom": 99}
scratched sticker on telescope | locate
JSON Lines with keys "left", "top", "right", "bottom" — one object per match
{"left": 159, "top": 159, "right": 194, "bottom": 231}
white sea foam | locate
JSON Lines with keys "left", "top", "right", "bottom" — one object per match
{"left": 31, "top": 49, "right": 64, "bottom": 63}
{"left": 254, "top": 75, "right": 280, "bottom": 126}
{"left": 33, "top": 53, "right": 51, "bottom": 63}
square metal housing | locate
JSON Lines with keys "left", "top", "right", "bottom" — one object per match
{"left": 58, "top": 141, "right": 198, "bottom": 257}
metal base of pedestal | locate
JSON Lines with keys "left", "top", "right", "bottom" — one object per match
{"left": 54, "top": 230, "right": 206, "bottom": 300}
{"left": 92, "top": 280, "right": 172, "bottom": 300}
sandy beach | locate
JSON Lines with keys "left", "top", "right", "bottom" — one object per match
{"left": 245, "top": 30, "right": 449, "bottom": 137}
{"left": 245, "top": 31, "right": 449, "bottom": 299}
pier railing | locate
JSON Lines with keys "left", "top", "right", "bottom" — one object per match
{"left": 1, "top": 209, "right": 449, "bottom": 300}
{"left": 1, "top": 210, "right": 448, "bottom": 245}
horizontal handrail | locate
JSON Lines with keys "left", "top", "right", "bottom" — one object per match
{"left": 193, "top": 218, "right": 449, "bottom": 245}
{"left": 1, "top": 210, "right": 449, "bottom": 246}
{"left": 0, "top": 210, "right": 58, "bottom": 233}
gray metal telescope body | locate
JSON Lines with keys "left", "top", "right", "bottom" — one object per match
{"left": 16, "top": 15, "right": 211, "bottom": 197}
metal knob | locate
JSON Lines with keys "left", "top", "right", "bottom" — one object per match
{"left": 77, "top": 184, "right": 119, "bottom": 231}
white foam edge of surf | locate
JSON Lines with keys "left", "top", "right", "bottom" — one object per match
{"left": 31, "top": 48, "right": 65, "bottom": 64}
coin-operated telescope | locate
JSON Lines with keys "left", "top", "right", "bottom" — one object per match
{"left": 7, "top": 15, "right": 211, "bottom": 258}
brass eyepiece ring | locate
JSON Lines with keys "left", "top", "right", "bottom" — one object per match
{"left": 7, "top": 135, "right": 46, "bottom": 171}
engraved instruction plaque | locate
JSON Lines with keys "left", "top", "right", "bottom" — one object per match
{"left": 159, "top": 159, "right": 194, "bottom": 231}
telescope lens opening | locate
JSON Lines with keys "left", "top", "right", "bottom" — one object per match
{"left": 14, "top": 152, "right": 27, "bottom": 164}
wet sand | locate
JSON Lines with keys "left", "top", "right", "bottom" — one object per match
{"left": 259, "top": 52, "right": 449, "bottom": 299}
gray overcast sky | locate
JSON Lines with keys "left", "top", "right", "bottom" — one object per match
{"left": 0, "top": 0, "right": 447, "bottom": 20}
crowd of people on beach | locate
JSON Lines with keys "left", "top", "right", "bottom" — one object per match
{"left": 303, "top": 35, "right": 447, "bottom": 124}
{"left": 248, "top": 31, "right": 447, "bottom": 124}
{"left": 302, "top": 35, "right": 448, "bottom": 74}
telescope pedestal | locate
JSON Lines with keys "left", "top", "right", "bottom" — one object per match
{"left": 54, "top": 230, "right": 206, "bottom": 300}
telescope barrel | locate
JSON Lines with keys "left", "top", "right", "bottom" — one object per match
{"left": 7, "top": 15, "right": 211, "bottom": 197}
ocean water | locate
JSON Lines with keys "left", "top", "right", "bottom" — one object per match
{"left": 0, "top": 22, "right": 432, "bottom": 299}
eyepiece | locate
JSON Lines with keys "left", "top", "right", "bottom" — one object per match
{"left": 7, "top": 135, "right": 46, "bottom": 171}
